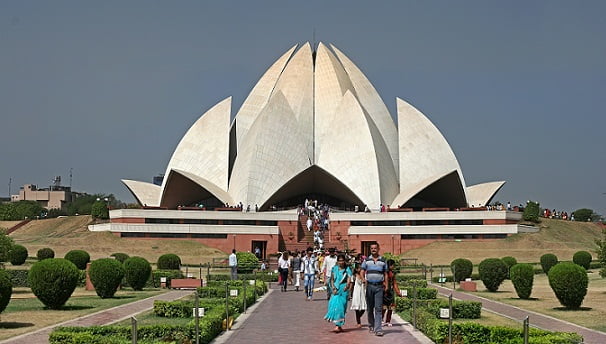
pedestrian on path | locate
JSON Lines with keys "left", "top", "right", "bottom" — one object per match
{"left": 229, "top": 249, "right": 238, "bottom": 280}
{"left": 382, "top": 259, "right": 403, "bottom": 327}
{"left": 278, "top": 251, "right": 291, "bottom": 292}
{"left": 361, "top": 243, "right": 387, "bottom": 337}
{"left": 301, "top": 247, "right": 319, "bottom": 300}
{"left": 322, "top": 248, "right": 338, "bottom": 300}
{"left": 350, "top": 264, "right": 367, "bottom": 328}
{"left": 324, "top": 254, "right": 353, "bottom": 333}
{"left": 292, "top": 251, "right": 302, "bottom": 291}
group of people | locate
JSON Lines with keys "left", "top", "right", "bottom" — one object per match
{"left": 543, "top": 208, "right": 574, "bottom": 220}
{"left": 275, "top": 243, "right": 400, "bottom": 337}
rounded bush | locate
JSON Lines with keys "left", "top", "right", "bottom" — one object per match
{"left": 64, "top": 250, "right": 90, "bottom": 270}
{"left": 28, "top": 258, "right": 79, "bottom": 309}
{"left": 450, "top": 258, "right": 473, "bottom": 282}
{"left": 501, "top": 256, "right": 517, "bottom": 279}
{"left": 36, "top": 247, "right": 55, "bottom": 261}
{"left": 9, "top": 244, "right": 28, "bottom": 265}
{"left": 157, "top": 254, "right": 181, "bottom": 270}
{"left": 572, "top": 251, "right": 592, "bottom": 270}
{"left": 236, "top": 251, "right": 259, "bottom": 273}
{"left": 548, "top": 262, "right": 588, "bottom": 309}
{"left": 510, "top": 263, "right": 534, "bottom": 299}
{"left": 540, "top": 253, "right": 558, "bottom": 274}
{"left": 0, "top": 269, "right": 12, "bottom": 314}
{"left": 89, "top": 258, "right": 125, "bottom": 298}
{"left": 110, "top": 252, "right": 130, "bottom": 264}
{"left": 123, "top": 256, "right": 152, "bottom": 291}
{"left": 478, "top": 258, "right": 508, "bottom": 292}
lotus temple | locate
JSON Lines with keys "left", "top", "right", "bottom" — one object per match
{"left": 89, "top": 42, "right": 521, "bottom": 257}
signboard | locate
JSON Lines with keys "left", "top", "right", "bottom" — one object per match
{"left": 160, "top": 277, "right": 167, "bottom": 283}
{"left": 439, "top": 308, "right": 450, "bottom": 319}
{"left": 249, "top": 280, "right": 255, "bottom": 285}
{"left": 186, "top": 273, "right": 194, "bottom": 278}
{"left": 438, "top": 277, "right": 447, "bottom": 283}
{"left": 230, "top": 289, "right": 239, "bottom": 297}
{"left": 400, "top": 290, "right": 408, "bottom": 297}
{"left": 192, "top": 307, "right": 205, "bottom": 317}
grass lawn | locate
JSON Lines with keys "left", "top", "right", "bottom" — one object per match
{"left": 456, "top": 270, "right": 606, "bottom": 332}
{"left": 0, "top": 288, "right": 165, "bottom": 340}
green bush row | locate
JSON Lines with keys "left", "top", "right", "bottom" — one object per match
{"left": 395, "top": 274, "right": 426, "bottom": 282}
{"left": 206, "top": 272, "right": 278, "bottom": 282}
{"left": 397, "top": 279, "right": 427, "bottom": 288}
{"left": 50, "top": 307, "right": 225, "bottom": 344}
{"left": 403, "top": 287, "right": 437, "bottom": 300}
{"left": 153, "top": 298, "right": 237, "bottom": 318}
{"left": 395, "top": 298, "right": 481, "bottom": 319}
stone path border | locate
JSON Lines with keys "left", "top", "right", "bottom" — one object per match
{"left": 432, "top": 283, "right": 606, "bottom": 344}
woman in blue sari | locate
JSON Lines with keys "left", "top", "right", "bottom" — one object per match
{"left": 324, "top": 254, "right": 352, "bottom": 333}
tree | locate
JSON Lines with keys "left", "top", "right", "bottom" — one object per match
{"left": 573, "top": 208, "right": 595, "bottom": 222}
{"left": 450, "top": 258, "right": 473, "bottom": 282}
{"left": 0, "top": 230, "right": 15, "bottom": 263}
{"left": 478, "top": 258, "right": 509, "bottom": 292}
{"left": 28, "top": 258, "right": 80, "bottom": 309}
{"left": 548, "top": 262, "right": 588, "bottom": 309}
{"left": 510, "top": 263, "right": 534, "bottom": 299}
{"left": 0, "top": 201, "right": 45, "bottom": 220}
{"left": 91, "top": 201, "right": 109, "bottom": 219}
{"left": 522, "top": 201, "right": 540, "bottom": 223}
{"left": 89, "top": 258, "right": 125, "bottom": 298}
{"left": 596, "top": 228, "right": 606, "bottom": 278}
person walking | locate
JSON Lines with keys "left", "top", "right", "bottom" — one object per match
{"left": 228, "top": 249, "right": 238, "bottom": 280}
{"left": 322, "top": 248, "right": 338, "bottom": 300}
{"left": 382, "top": 259, "right": 403, "bottom": 327}
{"left": 350, "top": 264, "right": 367, "bottom": 328}
{"left": 361, "top": 243, "right": 387, "bottom": 336}
{"left": 301, "top": 247, "right": 319, "bottom": 300}
{"left": 278, "top": 251, "right": 291, "bottom": 292}
{"left": 324, "top": 254, "right": 352, "bottom": 333}
{"left": 292, "top": 251, "right": 302, "bottom": 291}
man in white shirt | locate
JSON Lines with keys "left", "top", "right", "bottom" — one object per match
{"left": 228, "top": 249, "right": 238, "bottom": 280}
{"left": 300, "top": 247, "right": 318, "bottom": 300}
{"left": 321, "top": 248, "right": 338, "bottom": 300}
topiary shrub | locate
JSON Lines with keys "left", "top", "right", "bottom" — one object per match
{"left": 501, "top": 256, "right": 517, "bottom": 279}
{"left": 89, "top": 258, "right": 125, "bottom": 298}
{"left": 510, "top": 263, "right": 534, "bottom": 299}
{"left": 64, "top": 250, "right": 90, "bottom": 270}
{"left": 110, "top": 253, "right": 130, "bottom": 264}
{"left": 548, "top": 262, "right": 588, "bottom": 309}
{"left": 478, "top": 258, "right": 508, "bottom": 292}
{"left": 236, "top": 251, "right": 259, "bottom": 273}
{"left": 28, "top": 258, "right": 80, "bottom": 309}
{"left": 123, "top": 256, "right": 151, "bottom": 291}
{"left": 157, "top": 254, "right": 181, "bottom": 270}
{"left": 450, "top": 258, "right": 473, "bottom": 282}
{"left": 523, "top": 201, "right": 540, "bottom": 223}
{"left": 9, "top": 244, "right": 28, "bottom": 265}
{"left": 572, "top": 251, "right": 592, "bottom": 270}
{"left": 540, "top": 253, "right": 558, "bottom": 274}
{"left": 0, "top": 269, "right": 12, "bottom": 314}
{"left": 37, "top": 247, "right": 55, "bottom": 261}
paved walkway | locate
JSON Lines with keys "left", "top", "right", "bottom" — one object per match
{"left": 0, "top": 290, "right": 192, "bottom": 344}
{"left": 212, "top": 283, "right": 432, "bottom": 344}
{"left": 431, "top": 283, "right": 606, "bottom": 344}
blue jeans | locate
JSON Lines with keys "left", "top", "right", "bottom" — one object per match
{"left": 366, "top": 283, "right": 384, "bottom": 332}
{"left": 304, "top": 273, "right": 315, "bottom": 298}
{"left": 230, "top": 266, "right": 238, "bottom": 280}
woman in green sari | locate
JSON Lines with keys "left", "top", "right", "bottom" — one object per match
{"left": 324, "top": 253, "right": 353, "bottom": 333}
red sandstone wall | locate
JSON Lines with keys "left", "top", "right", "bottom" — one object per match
{"left": 111, "top": 218, "right": 145, "bottom": 223}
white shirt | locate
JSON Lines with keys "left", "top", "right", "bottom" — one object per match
{"left": 278, "top": 255, "right": 290, "bottom": 269}
{"left": 322, "top": 255, "right": 337, "bottom": 278}
{"left": 228, "top": 253, "right": 237, "bottom": 267}
{"left": 301, "top": 255, "right": 318, "bottom": 274}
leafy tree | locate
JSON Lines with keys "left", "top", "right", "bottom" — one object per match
{"left": 478, "top": 258, "right": 508, "bottom": 292}
{"left": 0, "top": 230, "right": 15, "bottom": 263}
{"left": 91, "top": 201, "right": 109, "bottom": 219}
{"left": 596, "top": 228, "right": 606, "bottom": 278}
{"left": 548, "top": 262, "right": 588, "bottom": 309}
{"left": 450, "top": 258, "right": 473, "bottom": 282}
{"left": 236, "top": 251, "right": 259, "bottom": 273}
{"left": 501, "top": 256, "right": 518, "bottom": 279}
{"left": 0, "top": 269, "right": 12, "bottom": 314}
{"left": 110, "top": 253, "right": 130, "bottom": 263}
{"left": 573, "top": 208, "right": 595, "bottom": 222}
{"left": 28, "top": 258, "right": 80, "bottom": 309}
{"left": 510, "top": 263, "right": 534, "bottom": 299}
{"left": 522, "top": 201, "right": 540, "bottom": 223}
{"left": 0, "top": 201, "right": 45, "bottom": 220}
{"left": 540, "top": 253, "right": 558, "bottom": 274}
{"left": 157, "top": 254, "right": 181, "bottom": 270}
{"left": 123, "top": 256, "right": 151, "bottom": 291}
{"left": 37, "top": 247, "right": 55, "bottom": 260}
{"left": 572, "top": 251, "right": 592, "bottom": 270}
{"left": 9, "top": 244, "right": 28, "bottom": 265}
{"left": 64, "top": 250, "right": 90, "bottom": 270}
{"left": 89, "top": 258, "right": 125, "bottom": 298}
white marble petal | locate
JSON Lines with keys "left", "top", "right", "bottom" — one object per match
{"left": 121, "top": 179, "right": 161, "bottom": 206}
{"left": 466, "top": 181, "right": 506, "bottom": 207}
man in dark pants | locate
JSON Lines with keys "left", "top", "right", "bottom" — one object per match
{"left": 361, "top": 243, "right": 387, "bottom": 337}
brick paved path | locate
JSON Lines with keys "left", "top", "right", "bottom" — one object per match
{"left": 432, "top": 283, "right": 606, "bottom": 344}
{"left": 0, "top": 290, "right": 192, "bottom": 344}
{"left": 212, "top": 284, "right": 432, "bottom": 344}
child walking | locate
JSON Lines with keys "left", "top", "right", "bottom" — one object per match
{"left": 382, "top": 259, "right": 402, "bottom": 326}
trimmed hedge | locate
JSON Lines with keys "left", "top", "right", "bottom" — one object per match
{"left": 123, "top": 256, "right": 151, "bottom": 291}
{"left": 548, "top": 262, "right": 588, "bottom": 309}
{"left": 235, "top": 251, "right": 259, "bottom": 273}
{"left": 396, "top": 298, "right": 482, "bottom": 319}
{"left": 450, "top": 258, "right": 473, "bottom": 282}
{"left": 0, "top": 268, "right": 12, "bottom": 314}
{"left": 9, "top": 244, "right": 28, "bottom": 265}
{"left": 37, "top": 247, "right": 55, "bottom": 261}
{"left": 110, "top": 253, "right": 130, "bottom": 264}
{"left": 404, "top": 287, "right": 437, "bottom": 300}
{"left": 152, "top": 269, "right": 183, "bottom": 288}
{"left": 478, "top": 258, "right": 508, "bottom": 292}
{"left": 89, "top": 258, "right": 125, "bottom": 298}
{"left": 395, "top": 274, "right": 426, "bottom": 282}
{"left": 207, "top": 272, "right": 278, "bottom": 282}
{"left": 28, "top": 258, "right": 80, "bottom": 309}
{"left": 157, "top": 254, "right": 181, "bottom": 270}
{"left": 573, "top": 251, "right": 592, "bottom": 270}
{"left": 398, "top": 279, "right": 427, "bottom": 288}
{"left": 540, "top": 253, "right": 558, "bottom": 274}
{"left": 510, "top": 263, "right": 534, "bottom": 299}
{"left": 64, "top": 250, "right": 90, "bottom": 270}
{"left": 7, "top": 269, "right": 29, "bottom": 287}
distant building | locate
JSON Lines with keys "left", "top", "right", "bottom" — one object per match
{"left": 11, "top": 176, "right": 83, "bottom": 210}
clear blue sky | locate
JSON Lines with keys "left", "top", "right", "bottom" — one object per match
{"left": 1, "top": 1, "right": 605, "bottom": 215}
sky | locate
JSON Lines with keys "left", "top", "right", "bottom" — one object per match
{"left": 1, "top": 1, "right": 605, "bottom": 216}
